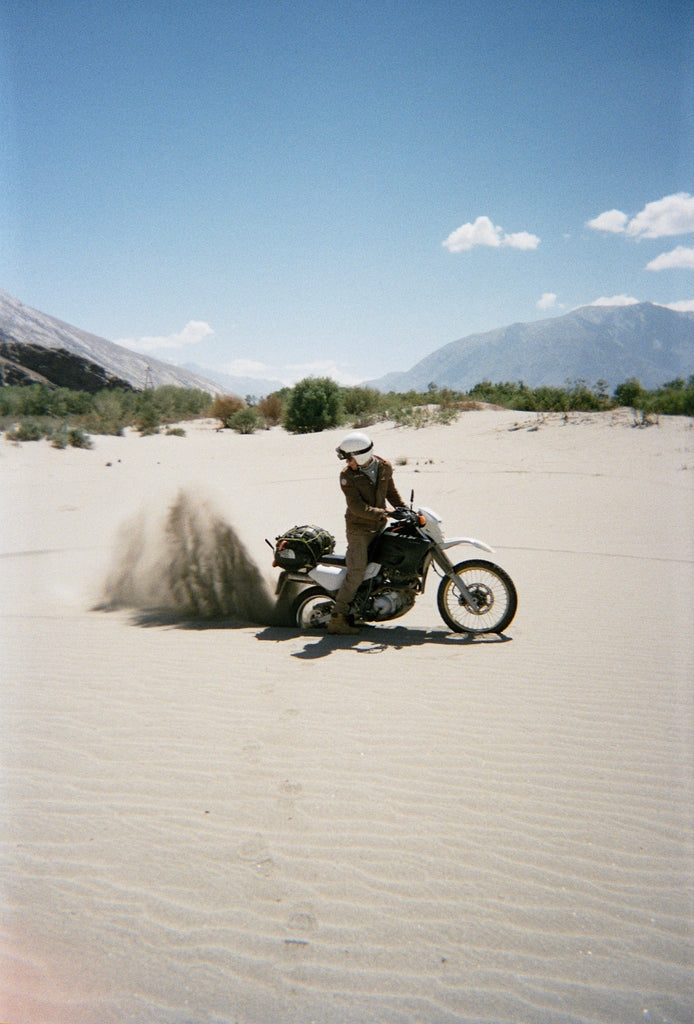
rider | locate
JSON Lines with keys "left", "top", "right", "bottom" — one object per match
{"left": 328, "top": 431, "right": 406, "bottom": 635}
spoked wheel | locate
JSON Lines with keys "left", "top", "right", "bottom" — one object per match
{"left": 291, "top": 587, "right": 336, "bottom": 629}
{"left": 437, "top": 559, "right": 517, "bottom": 634}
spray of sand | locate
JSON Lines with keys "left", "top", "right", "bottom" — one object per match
{"left": 98, "top": 490, "right": 280, "bottom": 624}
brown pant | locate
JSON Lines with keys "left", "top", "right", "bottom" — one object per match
{"left": 333, "top": 526, "right": 379, "bottom": 616}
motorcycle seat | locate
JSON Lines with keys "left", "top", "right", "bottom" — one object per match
{"left": 320, "top": 554, "right": 347, "bottom": 566}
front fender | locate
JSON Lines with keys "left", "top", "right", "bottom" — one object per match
{"left": 440, "top": 536, "right": 495, "bottom": 554}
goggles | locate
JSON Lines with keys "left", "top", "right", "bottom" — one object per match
{"left": 336, "top": 441, "right": 373, "bottom": 460}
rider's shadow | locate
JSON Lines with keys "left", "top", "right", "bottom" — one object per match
{"left": 255, "top": 625, "right": 512, "bottom": 659}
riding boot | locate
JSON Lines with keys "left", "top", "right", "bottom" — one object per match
{"left": 327, "top": 613, "right": 359, "bottom": 635}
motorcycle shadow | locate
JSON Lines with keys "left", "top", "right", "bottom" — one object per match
{"left": 255, "top": 624, "right": 512, "bottom": 659}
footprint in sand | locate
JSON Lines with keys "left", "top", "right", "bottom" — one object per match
{"left": 241, "top": 740, "right": 263, "bottom": 764}
{"left": 237, "top": 834, "right": 275, "bottom": 877}
{"left": 278, "top": 779, "right": 302, "bottom": 796}
{"left": 286, "top": 902, "right": 318, "bottom": 934}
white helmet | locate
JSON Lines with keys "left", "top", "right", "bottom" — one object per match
{"left": 336, "top": 431, "right": 374, "bottom": 466}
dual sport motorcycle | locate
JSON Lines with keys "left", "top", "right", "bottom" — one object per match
{"left": 269, "top": 503, "right": 517, "bottom": 635}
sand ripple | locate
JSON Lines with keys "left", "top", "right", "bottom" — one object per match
{"left": 2, "top": 414, "right": 692, "bottom": 1023}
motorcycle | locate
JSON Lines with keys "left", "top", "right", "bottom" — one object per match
{"left": 269, "top": 503, "right": 517, "bottom": 635}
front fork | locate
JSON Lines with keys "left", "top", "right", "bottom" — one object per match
{"left": 431, "top": 548, "right": 482, "bottom": 612}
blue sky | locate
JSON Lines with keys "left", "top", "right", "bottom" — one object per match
{"left": 2, "top": 1, "right": 692, "bottom": 385}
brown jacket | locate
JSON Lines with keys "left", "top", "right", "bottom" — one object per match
{"left": 340, "top": 456, "right": 405, "bottom": 531}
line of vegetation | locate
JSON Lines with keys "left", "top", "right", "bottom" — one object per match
{"left": 0, "top": 384, "right": 213, "bottom": 445}
{"left": 1, "top": 374, "right": 692, "bottom": 445}
{"left": 270, "top": 374, "right": 694, "bottom": 431}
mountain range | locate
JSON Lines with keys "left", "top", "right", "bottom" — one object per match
{"left": 1, "top": 288, "right": 693, "bottom": 397}
{"left": 368, "top": 303, "right": 694, "bottom": 392}
{"left": 181, "top": 362, "right": 284, "bottom": 398}
{"left": 0, "top": 289, "right": 223, "bottom": 394}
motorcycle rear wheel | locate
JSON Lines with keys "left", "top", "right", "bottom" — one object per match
{"left": 292, "top": 587, "right": 336, "bottom": 629}
{"left": 437, "top": 559, "right": 517, "bottom": 634}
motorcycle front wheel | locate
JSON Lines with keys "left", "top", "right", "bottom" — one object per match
{"left": 437, "top": 559, "right": 517, "bottom": 634}
{"left": 292, "top": 587, "right": 336, "bottom": 629}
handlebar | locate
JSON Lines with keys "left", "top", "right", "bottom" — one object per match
{"left": 388, "top": 507, "right": 422, "bottom": 526}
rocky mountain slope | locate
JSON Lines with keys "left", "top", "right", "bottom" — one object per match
{"left": 369, "top": 303, "right": 694, "bottom": 392}
{"left": 0, "top": 289, "right": 222, "bottom": 393}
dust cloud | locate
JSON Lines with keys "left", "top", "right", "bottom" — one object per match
{"left": 99, "top": 490, "right": 281, "bottom": 624}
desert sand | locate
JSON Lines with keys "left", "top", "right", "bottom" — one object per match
{"left": 1, "top": 407, "right": 692, "bottom": 1024}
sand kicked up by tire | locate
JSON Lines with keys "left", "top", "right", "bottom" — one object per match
{"left": 99, "top": 489, "right": 278, "bottom": 624}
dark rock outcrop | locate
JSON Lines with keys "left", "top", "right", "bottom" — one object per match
{"left": 0, "top": 337, "right": 133, "bottom": 392}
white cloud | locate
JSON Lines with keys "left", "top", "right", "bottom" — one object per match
{"left": 443, "top": 215, "right": 540, "bottom": 252}
{"left": 223, "top": 359, "right": 276, "bottom": 379}
{"left": 443, "top": 216, "right": 500, "bottom": 251}
{"left": 646, "top": 245, "right": 694, "bottom": 271}
{"left": 578, "top": 295, "right": 694, "bottom": 312}
{"left": 119, "top": 320, "right": 214, "bottom": 353}
{"left": 503, "top": 231, "right": 541, "bottom": 250}
{"left": 537, "top": 292, "right": 564, "bottom": 310}
{"left": 586, "top": 209, "right": 628, "bottom": 233}
{"left": 589, "top": 295, "right": 641, "bottom": 306}
{"left": 626, "top": 193, "right": 694, "bottom": 239}
{"left": 587, "top": 192, "right": 694, "bottom": 239}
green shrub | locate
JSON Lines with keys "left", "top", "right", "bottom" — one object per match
{"left": 614, "top": 378, "right": 644, "bottom": 409}
{"left": 87, "top": 389, "right": 130, "bottom": 433}
{"left": 68, "top": 427, "right": 92, "bottom": 448}
{"left": 391, "top": 406, "right": 431, "bottom": 429}
{"left": 283, "top": 377, "right": 342, "bottom": 433}
{"left": 436, "top": 406, "right": 460, "bottom": 425}
{"left": 229, "top": 406, "right": 264, "bottom": 434}
{"left": 649, "top": 376, "right": 694, "bottom": 416}
{"left": 50, "top": 426, "right": 69, "bottom": 449}
{"left": 49, "top": 425, "right": 92, "bottom": 448}
{"left": 5, "top": 420, "right": 44, "bottom": 441}
{"left": 341, "top": 386, "right": 382, "bottom": 421}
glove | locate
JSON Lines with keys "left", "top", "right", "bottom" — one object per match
{"left": 388, "top": 507, "right": 410, "bottom": 520}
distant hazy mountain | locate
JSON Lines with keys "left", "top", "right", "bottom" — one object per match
{"left": 368, "top": 303, "right": 694, "bottom": 392}
{"left": 0, "top": 289, "right": 224, "bottom": 393}
{"left": 182, "top": 363, "right": 284, "bottom": 398}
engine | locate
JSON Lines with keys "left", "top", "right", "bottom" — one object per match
{"left": 367, "top": 586, "right": 416, "bottom": 621}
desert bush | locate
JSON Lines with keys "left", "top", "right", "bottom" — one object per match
{"left": 228, "top": 406, "right": 264, "bottom": 434}
{"left": 135, "top": 392, "right": 162, "bottom": 434}
{"left": 46, "top": 388, "right": 93, "bottom": 417}
{"left": 565, "top": 379, "right": 603, "bottom": 411}
{"left": 648, "top": 376, "right": 694, "bottom": 416}
{"left": 436, "top": 405, "right": 460, "bottom": 424}
{"left": 391, "top": 406, "right": 432, "bottom": 429}
{"left": 614, "top": 378, "right": 644, "bottom": 409}
{"left": 5, "top": 419, "right": 44, "bottom": 441}
{"left": 0, "top": 384, "right": 51, "bottom": 417}
{"left": 283, "top": 376, "right": 342, "bottom": 433}
{"left": 65, "top": 427, "right": 92, "bottom": 448}
{"left": 257, "top": 392, "right": 284, "bottom": 426}
{"left": 341, "top": 386, "right": 382, "bottom": 421}
{"left": 151, "top": 385, "right": 210, "bottom": 422}
{"left": 210, "top": 394, "right": 245, "bottom": 428}
{"left": 50, "top": 426, "right": 69, "bottom": 449}
{"left": 85, "top": 389, "right": 130, "bottom": 434}
{"left": 452, "top": 399, "right": 484, "bottom": 412}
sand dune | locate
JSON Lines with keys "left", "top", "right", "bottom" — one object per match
{"left": 1, "top": 409, "right": 692, "bottom": 1023}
